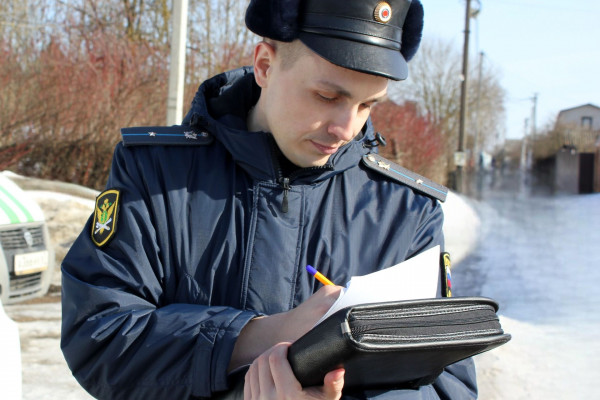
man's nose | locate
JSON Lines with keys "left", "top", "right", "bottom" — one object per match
{"left": 327, "top": 107, "right": 359, "bottom": 142}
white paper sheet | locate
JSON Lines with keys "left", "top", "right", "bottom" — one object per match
{"left": 315, "top": 245, "right": 441, "bottom": 325}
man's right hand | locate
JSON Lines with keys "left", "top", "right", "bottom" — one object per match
{"left": 229, "top": 285, "right": 342, "bottom": 371}
{"left": 281, "top": 284, "right": 342, "bottom": 338}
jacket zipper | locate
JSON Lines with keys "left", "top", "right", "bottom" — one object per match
{"left": 280, "top": 177, "right": 290, "bottom": 213}
{"left": 269, "top": 133, "right": 336, "bottom": 213}
{"left": 277, "top": 165, "right": 332, "bottom": 213}
{"left": 270, "top": 140, "right": 332, "bottom": 213}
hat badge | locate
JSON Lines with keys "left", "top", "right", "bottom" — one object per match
{"left": 374, "top": 2, "right": 392, "bottom": 23}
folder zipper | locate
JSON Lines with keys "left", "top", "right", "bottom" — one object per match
{"left": 349, "top": 304, "right": 493, "bottom": 320}
{"left": 349, "top": 315, "right": 500, "bottom": 336}
{"left": 353, "top": 328, "right": 504, "bottom": 344}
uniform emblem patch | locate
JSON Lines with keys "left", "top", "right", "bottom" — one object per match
{"left": 91, "top": 189, "right": 120, "bottom": 247}
{"left": 374, "top": 2, "right": 392, "bottom": 23}
{"left": 441, "top": 252, "right": 453, "bottom": 297}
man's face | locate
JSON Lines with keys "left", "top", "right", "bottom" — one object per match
{"left": 258, "top": 44, "right": 388, "bottom": 168}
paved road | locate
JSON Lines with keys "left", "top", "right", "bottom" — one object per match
{"left": 454, "top": 170, "right": 600, "bottom": 399}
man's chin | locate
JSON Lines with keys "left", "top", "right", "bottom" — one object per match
{"left": 290, "top": 157, "right": 329, "bottom": 169}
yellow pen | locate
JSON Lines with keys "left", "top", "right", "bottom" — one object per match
{"left": 306, "top": 265, "right": 334, "bottom": 286}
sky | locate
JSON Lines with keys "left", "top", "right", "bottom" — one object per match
{"left": 417, "top": 0, "right": 600, "bottom": 140}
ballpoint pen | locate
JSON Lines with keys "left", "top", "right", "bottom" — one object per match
{"left": 306, "top": 265, "right": 335, "bottom": 286}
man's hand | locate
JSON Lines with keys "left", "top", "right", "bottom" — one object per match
{"left": 229, "top": 285, "right": 342, "bottom": 371}
{"left": 281, "top": 284, "right": 342, "bottom": 336}
{"left": 244, "top": 342, "right": 345, "bottom": 400}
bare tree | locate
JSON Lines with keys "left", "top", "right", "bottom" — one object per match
{"left": 468, "top": 53, "right": 506, "bottom": 156}
{"left": 390, "top": 36, "right": 506, "bottom": 172}
{"left": 0, "top": 0, "right": 260, "bottom": 188}
{"left": 0, "top": 0, "right": 57, "bottom": 52}
{"left": 393, "top": 38, "right": 462, "bottom": 135}
{"left": 187, "top": 0, "right": 255, "bottom": 81}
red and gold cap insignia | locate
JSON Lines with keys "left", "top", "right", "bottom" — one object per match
{"left": 374, "top": 2, "right": 393, "bottom": 23}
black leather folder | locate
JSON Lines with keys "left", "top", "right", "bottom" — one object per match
{"left": 287, "top": 297, "right": 511, "bottom": 390}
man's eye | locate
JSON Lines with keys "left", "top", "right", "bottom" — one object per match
{"left": 317, "top": 93, "right": 336, "bottom": 103}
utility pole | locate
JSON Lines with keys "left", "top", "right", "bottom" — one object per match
{"left": 166, "top": 0, "right": 189, "bottom": 126}
{"left": 455, "top": 0, "right": 472, "bottom": 192}
{"left": 473, "top": 51, "right": 484, "bottom": 170}
{"left": 531, "top": 93, "right": 538, "bottom": 139}
{"left": 521, "top": 118, "right": 529, "bottom": 171}
{"left": 528, "top": 93, "right": 538, "bottom": 168}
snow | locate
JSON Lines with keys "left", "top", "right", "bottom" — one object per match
{"left": 2, "top": 171, "right": 598, "bottom": 399}
{"left": 441, "top": 190, "right": 481, "bottom": 265}
{"left": 0, "top": 299, "right": 22, "bottom": 400}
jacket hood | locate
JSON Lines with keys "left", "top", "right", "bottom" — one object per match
{"left": 182, "top": 67, "right": 377, "bottom": 183}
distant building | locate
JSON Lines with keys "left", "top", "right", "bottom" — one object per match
{"left": 555, "top": 103, "right": 600, "bottom": 152}
{"left": 503, "top": 139, "right": 524, "bottom": 169}
{"left": 544, "top": 103, "right": 600, "bottom": 193}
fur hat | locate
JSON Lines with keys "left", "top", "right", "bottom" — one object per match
{"left": 245, "top": 0, "right": 424, "bottom": 80}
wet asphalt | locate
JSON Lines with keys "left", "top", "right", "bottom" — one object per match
{"left": 453, "top": 169, "right": 600, "bottom": 399}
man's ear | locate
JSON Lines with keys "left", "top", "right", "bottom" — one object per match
{"left": 253, "top": 41, "right": 276, "bottom": 89}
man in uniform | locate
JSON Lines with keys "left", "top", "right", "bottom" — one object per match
{"left": 61, "top": 0, "right": 477, "bottom": 399}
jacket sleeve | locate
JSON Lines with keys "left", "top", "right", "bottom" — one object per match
{"left": 60, "top": 143, "right": 258, "bottom": 400}
{"left": 342, "top": 199, "right": 478, "bottom": 400}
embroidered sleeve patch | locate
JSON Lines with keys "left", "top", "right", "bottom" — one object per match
{"left": 91, "top": 189, "right": 120, "bottom": 247}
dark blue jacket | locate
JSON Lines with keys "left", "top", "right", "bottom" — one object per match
{"left": 61, "top": 68, "right": 477, "bottom": 399}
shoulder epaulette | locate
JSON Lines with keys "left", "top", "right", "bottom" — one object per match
{"left": 362, "top": 153, "right": 448, "bottom": 202}
{"left": 121, "top": 125, "right": 214, "bottom": 147}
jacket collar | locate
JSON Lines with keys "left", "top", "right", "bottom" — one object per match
{"left": 182, "top": 67, "right": 375, "bottom": 183}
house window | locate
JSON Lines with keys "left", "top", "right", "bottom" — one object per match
{"left": 581, "top": 116, "right": 593, "bottom": 129}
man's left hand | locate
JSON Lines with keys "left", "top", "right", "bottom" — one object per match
{"left": 244, "top": 342, "right": 345, "bottom": 399}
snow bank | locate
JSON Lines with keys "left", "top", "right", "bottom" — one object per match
{"left": 441, "top": 191, "right": 481, "bottom": 266}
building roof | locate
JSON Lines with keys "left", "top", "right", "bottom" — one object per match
{"left": 557, "top": 103, "right": 600, "bottom": 116}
